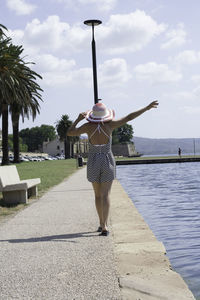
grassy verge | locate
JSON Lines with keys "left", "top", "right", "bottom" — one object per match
{"left": 0, "top": 159, "right": 77, "bottom": 222}
{"left": 16, "top": 159, "right": 77, "bottom": 196}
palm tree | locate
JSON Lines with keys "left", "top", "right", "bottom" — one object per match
{"left": 10, "top": 97, "right": 41, "bottom": 163}
{"left": 56, "top": 115, "right": 78, "bottom": 159}
{"left": 0, "top": 25, "right": 10, "bottom": 164}
{"left": 0, "top": 28, "right": 23, "bottom": 165}
{"left": 0, "top": 24, "right": 42, "bottom": 165}
{"left": 10, "top": 62, "right": 42, "bottom": 163}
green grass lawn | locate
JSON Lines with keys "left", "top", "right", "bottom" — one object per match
{"left": 0, "top": 159, "right": 77, "bottom": 221}
{"left": 16, "top": 159, "right": 77, "bottom": 195}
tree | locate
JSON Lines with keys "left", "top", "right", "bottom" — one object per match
{"left": 40, "top": 124, "right": 57, "bottom": 142}
{"left": 8, "top": 134, "right": 13, "bottom": 152}
{"left": 19, "top": 125, "right": 56, "bottom": 152}
{"left": 0, "top": 24, "right": 16, "bottom": 165}
{"left": 11, "top": 97, "right": 41, "bottom": 163}
{"left": 112, "top": 124, "right": 134, "bottom": 145}
{"left": 10, "top": 64, "right": 42, "bottom": 163}
{"left": 8, "top": 134, "right": 28, "bottom": 152}
{"left": 56, "top": 115, "right": 77, "bottom": 159}
{"left": 18, "top": 128, "right": 30, "bottom": 149}
{"left": 0, "top": 24, "right": 43, "bottom": 164}
{"left": 9, "top": 52, "right": 42, "bottom": 163}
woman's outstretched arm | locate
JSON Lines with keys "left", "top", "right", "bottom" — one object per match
{"left": 110, "top": 100, "right": 158, "bottom": 129}
{"left": 67, "top": 113, "right": 88, "bottom": 136}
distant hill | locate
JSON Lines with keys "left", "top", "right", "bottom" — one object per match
{"left": 133, "top": 137, "right": 200, "bottom": 155}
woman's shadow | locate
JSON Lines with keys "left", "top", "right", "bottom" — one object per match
{"left": 0, "top": 231, "right": 98, "bottom": 244}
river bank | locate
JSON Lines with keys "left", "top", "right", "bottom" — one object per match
{"left": 110, "top": 179, "right": 195, "bottom": 299}
{"left": 116, "top": 155, "right": 200, "bottom": 165}
{"left": 117, "top": 162, "right": 200, "bottom": 299}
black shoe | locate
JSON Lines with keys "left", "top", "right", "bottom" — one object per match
{"left": 99, "top": 230, "right": 109, "bottom": 236}
{"left": 97, "top": 226, "right": 102, "bottom": 232}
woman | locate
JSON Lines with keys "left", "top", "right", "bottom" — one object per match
{"left": 67, "top": 100, "right": 158, "bottom": 236}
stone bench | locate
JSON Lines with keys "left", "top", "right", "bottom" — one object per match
{"left": 0, "top": 165, "right": 41, "bottom": 204}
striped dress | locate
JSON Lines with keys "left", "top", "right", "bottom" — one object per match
{"left": 87, "top": 124, "right": 116, "bottom": 183}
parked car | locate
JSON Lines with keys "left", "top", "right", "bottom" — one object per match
{"left": 37, "top": 156, "right": 45, "bottom": 161}
{"left": 44, "top": 156, "right": 53, "bottom": 160}
{"left": 20, "top": 156, "right": 29, "bottom": 162}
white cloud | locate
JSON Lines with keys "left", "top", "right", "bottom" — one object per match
{"left": 176, "top": 91, "right": 194, "bottom": 100}
{"left": 98, "top": 10, "right": 166, "bottom": 54}
{"left": 161, "top": 23, "right": 187, "bottom": 50}
{"left": 9, "top": 29, "right": 24, "bottom": 42}
{"left": 79, "top": 0, "right": 117, "bottom": 11}
{"left": 54, "top": 0, "right": 117, "bottom": 12}
{"left": 24, "top": 16, "right": 81, "bottom": 52}
{"left": 163, "top": 91, "right": 194, "bottom": 101}
{"left": 9, "top": 16, "right": 89, "bottom": 54}
{"left": 32, "top": 54, "right": 76, "bottom": 73}
{"left": 41, "top": 67, "right": 92, "bottom": 87}
{"left": 6, "top": 0, "right": 36, "bottom": 15}
{"left": 163, "top": 87, "right": 200, "bottom": 102}
{"left": 182, "top": 106, "right": 200, "bottom": 114}
{"left": 134, "top": 62, "right": 182, "bottom": 84}
{"left": 99, "top": 58, "right": 131, "bottom": 86}
{"left": 193, "top": 85, "right": 200, "bottom": 97}
{"left": 30, "top": 53, "right": 131, "bottom": 88}
{"left": 32, "top": 54, "right": 91, "bottom": 87}
{"left": 173, "top": 50, "right": 200, "bottom": 66}
{"left": 191, "top": 75, "right": 200, "bottom": 83}
{"left": 9, "top": 11, "right": 166, "bottom": 56}
{"left": 22, "top": 53, "right": 88, "bottom": 87}
{"left": 39, "top": 57, "right": 131, "bottom": 88}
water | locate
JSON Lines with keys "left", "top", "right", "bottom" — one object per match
{"left": 117, "top": 162, "right": 200, "bottom": 299}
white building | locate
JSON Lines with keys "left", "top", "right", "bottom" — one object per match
{"left": 43, "top": 136, "right": 64, "bottom": 156}
{"left": 42, "top": 136, "right": 89, "bottom": 157}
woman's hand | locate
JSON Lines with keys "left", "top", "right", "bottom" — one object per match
{"left": 146, "top": 100, "right": 159, "bottom": 110}
{"left": 77, "top": 112, "right": 87, "bottom": 121}
{"left": 67, "top": 112, "right": 87, "bottom": 136}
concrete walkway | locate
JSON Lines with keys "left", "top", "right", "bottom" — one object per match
{"left": 0, "top": 167, "right": 121, "bottom": 300}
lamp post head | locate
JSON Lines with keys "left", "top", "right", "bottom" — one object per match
{"left": 84, "top": 19, "right": 102, "bottom": 26}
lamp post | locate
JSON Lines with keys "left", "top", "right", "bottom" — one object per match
{"left": 84, "top": 19, "right": 102, "bottom": 104}
{"left": 193, "top": 138, "right": 196, "bottom": 156}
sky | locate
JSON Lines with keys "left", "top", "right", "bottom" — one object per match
{"left": 1, "top": 0, "right": 200, "bottom": 138}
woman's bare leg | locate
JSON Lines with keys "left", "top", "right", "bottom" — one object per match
{"left": 92, "top": 182, "right": 103, "bottom": 228}
{"left": 100, "top": 181, "right": 113, "bottom": 231}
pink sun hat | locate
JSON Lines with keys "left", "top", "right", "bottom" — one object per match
{"left": 86, "top": 102, "right": 115, "bottom": 123}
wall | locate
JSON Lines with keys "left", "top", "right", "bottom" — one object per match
{"left": 43, "top": 137, "right": 64, "bottom": 156}
{"left": 112, "top": 143, "right": 138, "bottom": 157}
